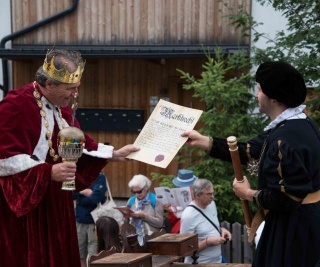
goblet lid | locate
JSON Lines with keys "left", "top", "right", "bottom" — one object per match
{"left": 58, "top": 126, "right": 85, "bottom": 144}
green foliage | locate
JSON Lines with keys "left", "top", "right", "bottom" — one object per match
{"left": 153, "top": 0, "right": 320, "bottom": 223}
{"left": 177, "top": 49, "right": 263, "bottom": 223}
{"left": 152, "top": 49, "right": 264, "bottom": 223}
{"left": 151, "top": 172, "right": 175, "bottom": 188}
{"left": 252, "top": 0, "right": 320, "bottom": 87}
{"left": 259, "top": 0, "right": 320, "bottom": 123}
{"left": 227, "top": 0, "right": 320, "bottom": 122}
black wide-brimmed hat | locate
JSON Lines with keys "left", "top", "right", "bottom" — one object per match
{"left": 255, "top": 61, "right": 307, "bottom": 108}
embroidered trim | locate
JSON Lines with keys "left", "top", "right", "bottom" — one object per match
{"left": 0, "top": 154, "right": 43, "bottom": 176}
{"left": 82, "top": 143, "right": 114, "bottom": 158}
{"left": 277, "top": 140, "right": 282, "bottom": 178}
{"left": 33, "top": 81, "right": 65, "bottom": 161}
{"left": 247, "top": 138, "right": 269, "bottom": 176}
{"left": 206, "top": 137, "right": 213, "bottom": 155}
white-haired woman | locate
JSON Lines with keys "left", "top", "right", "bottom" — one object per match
{"left": 126, "top": 174, "right": 164, "bottom": 245}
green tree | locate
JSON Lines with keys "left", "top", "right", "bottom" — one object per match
{"left": 152, "top": 48, "right": 266, "bottom": 223}
{"left": 229, "top": 0, "right": 320, "bottom": 122}
{"left": 153, "top": 0, "right": 320, "bottom": 223}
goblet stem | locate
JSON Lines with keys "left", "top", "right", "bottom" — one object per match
{"left": 61, "top": 180, "right": 76, "bottom": 190}
{"left": 61, "top": 159, "right": 77, "bottom": 191}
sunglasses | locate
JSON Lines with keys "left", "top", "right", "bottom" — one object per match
{"left": 131, "top": 189, "right": 144, "bottom": 194}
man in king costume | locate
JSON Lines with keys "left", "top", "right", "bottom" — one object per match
{"left": 0, "top": 49, "right": 139, "bottom": 267}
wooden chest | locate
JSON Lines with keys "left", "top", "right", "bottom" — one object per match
{"left": 90, "top": 253, "right": 152, "bottom": 267}
{"left": 146, "top": 233, "right": 198, "bottom": 256}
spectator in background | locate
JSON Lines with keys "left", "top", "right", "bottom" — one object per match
{"left": 127, "top": 174, "right": 164, "bottom": 245}
{"left": 86, "top": 216, "right": 123, "bottom": 266}
{"left": 95, "top": 216, "right": 123, "bottom": 253}
{"left": 97, "top": 206, "right": 125, "bottom": 227}
{"left": 180, "top": 179, "right": 231, "bottom": 263}
{"left": 73, "top": 172, "right": 107, "bottom": 267}
{"left": 163, "top": 169, "right": 197, "bottom": 233}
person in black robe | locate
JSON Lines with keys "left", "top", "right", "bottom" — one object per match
{"left": 182, "top": 61, "right": 320, "bottom": 267}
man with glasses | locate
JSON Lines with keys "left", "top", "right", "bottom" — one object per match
{"left": 180, "top": 179, "right": 231, "bottom": 263}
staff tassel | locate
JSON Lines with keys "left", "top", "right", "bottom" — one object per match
{"left": 227, "top": 136, "right": 252, "bottom": 238}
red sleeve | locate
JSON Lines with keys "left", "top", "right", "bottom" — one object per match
{"left": 0, "top": 87, "right": 54, "bottom": 217}
{"left": 171, "top": 220, "right": 181, "bottom": 233}
{"left": 167, "top": 211, "right": 179, "bottom": 225}
{"left": 75, "top": 155, "right": 108, "bottom": 190}
{"left": 0, "top": 164, "right": 52, "bottom": 217}
{"left": 0, "top": 85, "right": 42, "bottom": 159}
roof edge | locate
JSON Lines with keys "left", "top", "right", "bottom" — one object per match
{"left": 0, "top": 44, "right": 249, "bottom": 59}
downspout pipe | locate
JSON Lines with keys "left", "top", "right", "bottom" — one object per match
{"left": 0, "top": 0, "right": 79, "bottom": 96}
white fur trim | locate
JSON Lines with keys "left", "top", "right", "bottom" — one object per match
{"left": 0, "top": 98, "right": 67, "bottom": 176}
{"left": 33, "top": 97, "right": 68, "bottom": 161}
{"left": 83, "top": 143, "right": 114, "bottom": 158}
{"left": 0, "top": 154, "right": 44, "bottom": 176}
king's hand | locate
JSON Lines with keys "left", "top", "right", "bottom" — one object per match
{"left": 110, "top": 144, "right": 140, "bottom": 162}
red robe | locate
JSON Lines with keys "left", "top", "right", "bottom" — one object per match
{"left": 0, "top": 84, "right": 111, "bottom": 267}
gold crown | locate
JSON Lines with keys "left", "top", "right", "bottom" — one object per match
{"left": 42, "top": 50, "right": 85, "bottom": 84}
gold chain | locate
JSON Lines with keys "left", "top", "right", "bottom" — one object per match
{"left": 247, "top": 125, "right": 282, "bottom": 176}
{"left": 247, "top": 141, "right": 268, "bottom": 176}
{"left": 33, "top": 82, "right": 65, "bottom": 161}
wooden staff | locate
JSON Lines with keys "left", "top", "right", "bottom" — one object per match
{"left": 227, "top": 136, "right": 252, "bottom": 235}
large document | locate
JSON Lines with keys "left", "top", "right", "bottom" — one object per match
{"left": 126, "top": 99, "right": 203, "bottom": 168}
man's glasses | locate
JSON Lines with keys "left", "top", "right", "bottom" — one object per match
{"left": 201, "top": 191, "right": 215, "bottom": 197}
{"left": 131, "top": 189, "right": 144, "bottom": 194}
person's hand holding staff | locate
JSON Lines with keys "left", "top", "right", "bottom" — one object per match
{"left": 227, "top": 136, "right": 252, "bottom": 238}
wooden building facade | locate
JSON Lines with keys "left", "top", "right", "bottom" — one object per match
{"left": 0, "top": 0, "right": 251, "bottom": 197}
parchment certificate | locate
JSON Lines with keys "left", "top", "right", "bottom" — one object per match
{"left": 126, "top": 99, "right": 203, "bottom": 168}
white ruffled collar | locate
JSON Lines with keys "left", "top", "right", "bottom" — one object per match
{"left": 264, "top": 104, "right": 307, "bottom": 131}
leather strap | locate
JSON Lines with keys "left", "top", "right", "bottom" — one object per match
{"left": 302, "top": 190, "right": 320, "bottom": 204}
{"left": 282, "top": 188, "right": 320, "bottom": 204}
{"left": 188, "top": 204, "right": 221, "bottom": 236}
{"left": 248, "top": 190, "right": 320, "bottom": 243}
{"left": 283, "top": 191, "right": 302, "bottom": 202}
{"left": 248, "top": 209, "right": 265, "bottom": 244}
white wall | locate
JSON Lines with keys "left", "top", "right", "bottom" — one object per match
{"left": 0, "top": 0, "right": 12, "bottom": 100}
